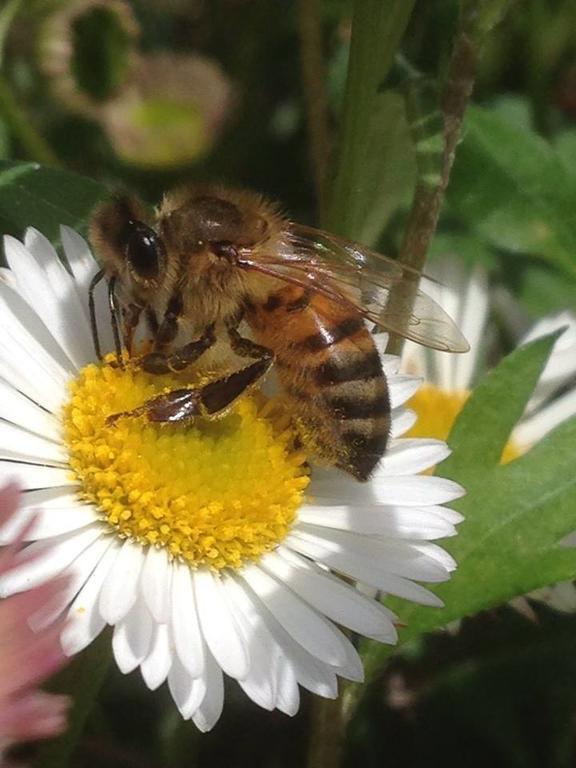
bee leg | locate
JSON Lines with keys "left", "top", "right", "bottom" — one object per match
{"left": 227, "top": 326, "right": 274, "bottom": 366}
{"left": 139, "top": 324, "right": 217, "bottom": 375}
{"left": 122, "top": 303, "right": 142, "bottom": 356}
{"left": 107, "top": 357, "right": 271, "bottom": 425}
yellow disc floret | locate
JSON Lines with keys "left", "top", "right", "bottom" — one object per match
{"left": 407, "top": 384, "right": 520, "bottom": 464}
{"left": 62, "top": 355, "right": 309, "bottom": 570}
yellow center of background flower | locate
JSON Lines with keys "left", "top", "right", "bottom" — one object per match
{"left": 62, "top": 356, "right": 309, "bottom": 570}
{"left": 407, "top": 384, "right": 520, "bottom": 464}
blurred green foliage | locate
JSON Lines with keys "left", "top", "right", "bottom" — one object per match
{"left": 1, "top": 1, "right": 576, "bottom": 767}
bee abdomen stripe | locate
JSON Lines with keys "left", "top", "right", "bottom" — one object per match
{"left": 300, "top": 317, "right": 364, "bottom": 352}
{"left": 339, "top": 431, "right": 389, "bottom": 481}
{"left": 326, "top": 393, "right": 389, "bottom": 420}
{"left": 314, "top": 349, "right": 382, "bottom": 385}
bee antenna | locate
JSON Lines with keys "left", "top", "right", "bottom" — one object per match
{"left": 107, "top": 276, "right": 124, "bottom": 368}
{"left": 89, "top": 270, "right": 105, "bottom": 361}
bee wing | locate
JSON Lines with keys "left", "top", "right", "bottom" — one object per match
{"left": 240, "top": 223, "right": 469, "bottom": 353}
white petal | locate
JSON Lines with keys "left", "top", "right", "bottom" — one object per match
{"left": 513, "top": 387, "right": 576, "bottom": 449}
{"left": 275, "top": 658, "right": 300, "bottom": 716}
{"left": 61, "top": 226, "right": 96, "bottom": 296}
{"left": 30, "top": 535, "right": 115, "bottom": 630}
{"left": 310, "top": 472, "right": 464, "bottom": 507}
{"left": 0, "top": 379, "right": 61, "bottom": 441}
{"left": 239, "top": 564, "right": 351, "bottom": 668}
{"left": 410, "top": 542, "right": 457, "bottom": 573}
{"left": 0, "top": 461, "right": 74, "bottom": 492}
{"left": 238, "top": 582, "right": 338, "bottom": 697}
{"left": 62, "top": 540, "right": 120, "bottom": 655}
{"left": 191, "top": 651, "right": 224, "bottom": 731}
{"left": 0, "top": 498, "right": 95, "bottom": 543}
{"left": 19, "top": 487, "right": 86, "bottom": 511}
{"left": 98, "top": 539, "right": 144, "bottom": 624}
{"left": 376, "top": 438, "right": 450, "bottom": 476}
{"left": 140, "top": 623, "right": 173, "bottom": 690}
{"left": 390, "top": 408, "right": 417, "bottom": 437}
{"left": 23, "top": 228, "right": 94, "bottom": 368}
{"left": 268, "top": 548, "right": 397, "bottom": 642}
{"left": 193, "top": 569, "right": 250, "bottom": 680}
{"left": 292, "top": 526, "right": 450, "bottom": 582}
{"left": 0, "top": 266, "right": 18, "bottom": 290}
{"left": 272, "top": 629, "right": 337, "bottom": 698}
{"left": 285, "top": 531, "right": 443, "bottom": 606}
{"left": 388, "top": 376, "right": 421, "bottom": 409}
{"left": 168, "top": 656, "right": 207, "bottom": 719}
{"left": 60, "top": 227, "right": 111, "bottom": 347}
{"left": 0, "top": 421, "right": 67, "bottom": 464}
{"left": 520, "top": 312, "right": 576, "bottom": 409}
{"left": 141, "top": 546, "right": 172, "bottom": 623}
{"left": 452, "top": 265, "right": 488, "bottom": 390}
{"left": 112, "top": 596, "right": 155, "bottom": 673}
{"left": 298, "top": 503, "right": 457, "bottom": 540}
{"left": 61, "top": 226, "right": 115, "bottom": 357}
{"left": 426, "top": 256, "right": 467, "bottom": 391}
{"left": 0, "top": 525, "right": 102, "bottom": 595}
{"left": 0, "top": 262, "right": 75, "bottom": 383}
{"left": 171, "top": 563, "right": 205, "bottom": 678}
{"left": 399, "top": 340, "right": 429, "bottom": 379}
{"left": 222, "top": 574, "right": 280, "bottom": 711}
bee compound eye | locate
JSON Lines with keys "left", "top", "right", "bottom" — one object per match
{"left": 125, "top": 223, "right": 162, "bottom": 281}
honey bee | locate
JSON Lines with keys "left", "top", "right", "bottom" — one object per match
{"left": 89, "top": 186, "right": 468, "bottom": 481}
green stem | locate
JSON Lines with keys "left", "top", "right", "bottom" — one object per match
{"left": 326, "top": 0, "right": 416, "bottom": 235}
{"left": 33, "top": 631, "right": 113, "bottom": 768}
{"left": 307, "top": 694, "right": 345, "bottom": 768}
{"left": 0, "top": 73, "right": 59, "bottom": 166}
{"left": 298, "top": 0, "right": 330, "bottom": 221}
{"left": 387, "top": 0, "right": 511, "bottom": 354}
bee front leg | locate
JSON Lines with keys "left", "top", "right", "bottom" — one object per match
{"left": 139, "top": 324, "right": 217, "bottom": 374}
{"left": 122, "top": 303, "right": 142, "bottom": 356}
{"left": 107, "top": 356, "right": 271, "bottom": 425}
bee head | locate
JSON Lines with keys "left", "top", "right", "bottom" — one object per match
{"left": 89, "top": 196, "right": 166, "bottom": 295}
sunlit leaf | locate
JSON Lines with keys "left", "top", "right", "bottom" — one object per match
{"left": 447, "top": 106, "right": 576, "bottom": 276}
{"left": 327, "top": 0, "right": 416, "bottom": 242}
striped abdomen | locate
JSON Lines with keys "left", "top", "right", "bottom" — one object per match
{"left": 247, "top": 285, "right": 390, "bottom": 480}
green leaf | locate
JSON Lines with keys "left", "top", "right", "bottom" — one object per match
{"left": 518, "top": 264, "right": 576, "bottom": 318}
{"left": 326, "top": 0, "right": 416, "bottom": 242}
{"left": 447, "top": 105, "right": 576, "bottom": 276}
{"left": 0, "top": 161, "right": 108, "bottom": 244}
{"left": 555, "top": 130, "right": 576, "bottom": 174}
{"left": 429, "top": 232, "right": 498, "bottom": 270}
{"left": 352, "top": 334, "right": 576, "bottom": 695}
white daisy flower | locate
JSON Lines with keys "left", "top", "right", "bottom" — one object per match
{"left": 402, "top": 254, "right": 576, "bottom": 615}
{"left": 402, "top": 255, "right": 576, "bottom": 462}
{"left": 0, "top": 228, "right": 463, "bottom": 731}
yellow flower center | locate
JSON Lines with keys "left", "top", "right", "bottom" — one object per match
{"left": 62, "top": 355, "right": 309, "bottom": 570}
{"left": 407, "top": 384, "right": 520, "bottom": 464}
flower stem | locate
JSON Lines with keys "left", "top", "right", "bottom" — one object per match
{"left": 0, "top": 73, "right": 59, "bottom": 166}
{"left": 307, "top": 694, "right": 345, "bottom": 768}
{"left": 387, "top": 0, "right": 512, "bottom": 354}
{"left": 298, "top": 0, "right": 330, "bottom": 221}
